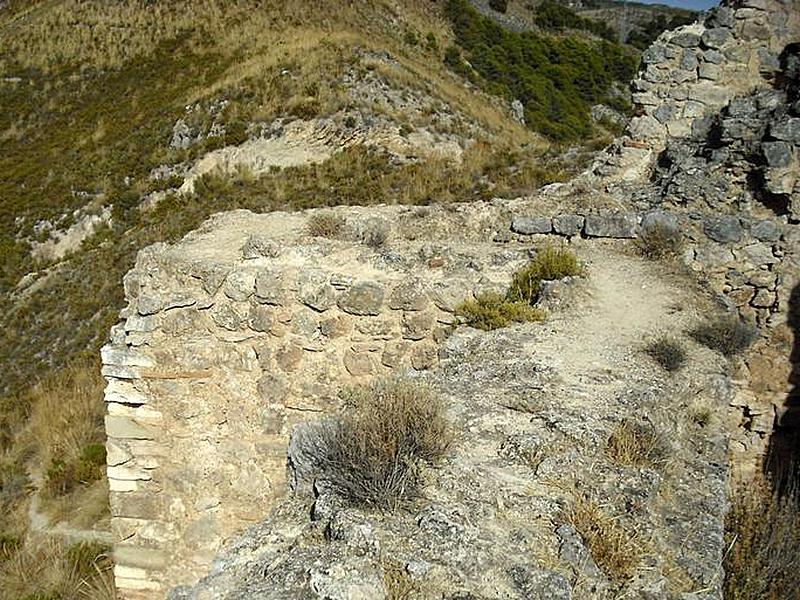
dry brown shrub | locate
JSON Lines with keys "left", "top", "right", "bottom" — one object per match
{"left": 319, "top": 378, "right": 450, "bottom": 509}
{"left": 723, "top": 471, "right": 800, "bottom": 600}
{"left": 605, "top": 419, "right": 667, "bottom": 469}
{"left": 567, "top": 496, "right": 643, "bottom": 582}
{"left": 0, "top": 538, "right": 115, "bottom": 600}
{"left": 307, "top": 212, "right": 347, "bottom": 239}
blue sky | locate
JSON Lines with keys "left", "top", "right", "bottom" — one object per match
{"left": 633, "top": 0, "right": 718, "bottom": 10}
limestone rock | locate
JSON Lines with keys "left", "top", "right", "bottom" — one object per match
{"left": 338, "top": 282, "right": 385, "bottom": 316}
{"left": 584, "top": 213, "right": 638, "bottom": 238}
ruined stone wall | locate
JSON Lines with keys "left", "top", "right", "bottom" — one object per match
{"left": 630, "top": 0, "right": 798, "bottom": 143}
{"left": 103, "top": 201, "right": 796, "bottom": 596}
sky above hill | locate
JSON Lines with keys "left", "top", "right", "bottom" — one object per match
{"left": 633, "top": 0, "right": 718, "bottom": 9}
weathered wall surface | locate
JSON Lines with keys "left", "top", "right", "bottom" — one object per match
{"left": 103, "top": 200, "right": 796, "bottom": 596}
{"left": 597, "top": 0, "right": 800, "bottom": 182}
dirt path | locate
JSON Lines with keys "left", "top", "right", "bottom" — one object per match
{"left": 26, "top": 466, "right": 113, "bottom": 546}
{"left": 530, "top": 244, "right": 691, "bottom": 388}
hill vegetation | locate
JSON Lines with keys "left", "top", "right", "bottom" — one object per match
{"left": 444, "top": 0, "right": 637, "bottom": 140}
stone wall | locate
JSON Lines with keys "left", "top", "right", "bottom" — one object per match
{"left": 596, "top": 0, "right": 800, "bottom": 182}
{"left": 103, "top": 199, "right": 796, "bottom": 596}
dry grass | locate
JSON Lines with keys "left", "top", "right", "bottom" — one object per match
{"left": 0, "top": 538, "right": 115, "bottom": 600}
{"left": 307, "top": 212, "right": 347, "bottom": 239}
{"left": 382, "top": 560, "right": 417, "bottom": 600}
{"left": 723, "top": 471, "right": 800, "bottom": 600}
{"left": 644, "top": 337, "right": 687, "bottom": 373}
{"left": 690, "top": 315, "right": 759, "bottom": 358}
{"left": 28, "top": 363, "right": 106, "bottom": 499}
{"left": 605, "top": 419, "right": 667, "bottom": 469}
{"left": 636, "top": 221, "right": 683, "bottom": 260}
{"left": 318, "top": 378, "right": 450, "bottom": 509}
{"left": 567, "top": 495, "right": 644, "bottom": 582}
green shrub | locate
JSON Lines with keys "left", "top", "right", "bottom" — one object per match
{"left": 456, "top": 292, "right": 545, "bottom": 331}
{"left": 507, "top": 246, "right": 581, "bottom": 305}
{"left": 65, "top": 541, "right": 111, "bottom": 581}
{"left": 44, "top": 443, "right": 106, "bottom": 497}
{"left": 690, "top": 316, "right": 758, "bottom": 357}
{"left": 644, "top": 337, "right": 686, "bottom": 372}
{"left": 318, "top": 379, "right": 450, "bottom": 509}
{"left": 637, "top": 222, "right": 683, "bottom": 260}
{"left": 489, "top": 0, "right": 508, "bottom": 12}
{"left": 444, "top": 0, "right": 637, "bottom": 140}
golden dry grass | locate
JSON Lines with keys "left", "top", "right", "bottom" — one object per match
{"left": 28, "top": 362, "right": 106, "bottom": 478}
{"left": 0, "top": 538, "right": 115, "bottom": 600}
{"left": 319, "top": 378, "right": 451, "bottom": 509}
{"left": 723, "top": 471, "right": 800, "bottom": 600}
{"left": 604, "top": 419, "right": 667, "bottom": 469}
{"left": 567, "top": 495, "right": 644, "bottom": 582}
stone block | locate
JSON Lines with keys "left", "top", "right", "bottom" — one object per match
{"left": 701, "top": 27, "right": 732, "bottom": 49}
{"left": 751, "top": 288, "right": 776, "bottom": 308}
{"left": 297, "top": 271, "right": 336, "bottom": 312}
{"left": 698, "top": 63, "right": 722, "bottom": 80}
{"left": 223, "top": 269, "right": 256, "bottom": 301}
{"left": 511, "top": 216, "right": 552, "bottom": 235}
{"left": 411, "top": 342, "right": 439, "bottom": 371}
{"left": 338, "top": 282, "right": 385, "bottom": 316}
{"left": 402, "top": 311, "right": 434, "bottom": 341}
{"left": 688, "top": 83, "right": 730, "bottom": 107}
{"left": 102, "top": 346, "right": 155, "bottom": 369}
{"left": 671, "top": 31, "right": 701, "bottom": 48}
{"left": 382, "top": 341, "right": 411, "bottom": 368}
{"left": 770, "top": 118, "right": 800, "bottom": 143}
{"left": 553, "top": 214, "right": 584, "bottom": 237}
{"left": 254, "top": 269, "right": 285, "bottom": 305}
{"left": 105, "top": 380, "right": 148, "bottom": 405}
{"left": 750, "top": 219, "right": 781, "bottom": 242}
{"left": 106, "top": 440, "right": 133, "bottom": 466}
{"left": 389, "top": 278, "right": 430, "bottom": 311}
{"left": 584, "top": 213, "right": 638, "bottom": 238}
{"left": 107, "top": 466, "right": 152, "bottom": 481}
{"left": 242, "top": 234, "right": 280, "bottom": 259}
{"left": 703, "top": 215, "right": 743, "bottom": 243}
{"left": 106, "top": 416, "right": 156, "bottom": 440}
{"left": 115, "top": 546, "right": 168, "bottom": 570}
{"left": 343, "top": 350, "right": 374, "bottom": 376}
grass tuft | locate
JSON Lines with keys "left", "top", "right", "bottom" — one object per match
{"left": 690, "top": 316, "right": 758, "bottom": 358}
{"left": 456, "top": 292, "right": 545, "bottom": 331}
{"left": 567, "top": 496, "right": 643, "bottom": 582}
{"left": 637, "top": 222, "right": 683, "bottom": 260}
{"left": 605, "top": 419, "right": 667, "bottom": 469}
{"left": 644, "top": 337, "right": 686, "bottom": 373}
{"left": 317, "top": 378, "right": 450, "bottom": 509}
{"left": 307, "top": 212, "right": 347, "bottom": 239}
{"left": 723, "top": 471, "right": 800, "bottom": 600}
{"left": 507, "top": 246, "right": 581, "bottom": 305}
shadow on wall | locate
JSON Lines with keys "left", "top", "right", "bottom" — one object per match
{"left": 765, "top": 282, "right": 800, "bottom": 493}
